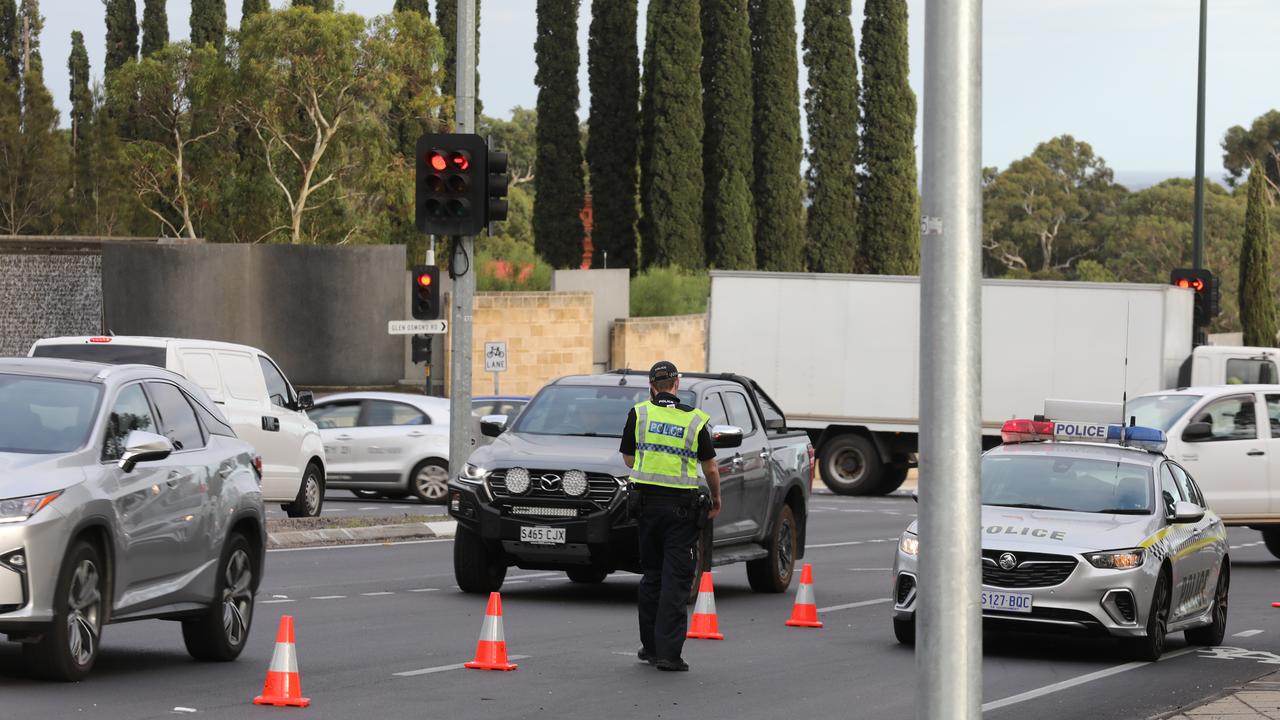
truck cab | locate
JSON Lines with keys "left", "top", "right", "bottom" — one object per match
{"left": 1180, "top": 346, "right": 1280, "bottom": 386}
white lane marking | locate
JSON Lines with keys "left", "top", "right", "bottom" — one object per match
{"left": 358, "top": 507, "right": 379, "bottom": 511}
{"left": 173, "top": 708, "right": 198, "bottom": 714}
{"left": 361, "top": 591, "right": 394, "bottom": 597}
{"left": 261, "top": 599, "right": 295, "bottom": 605}
{"left": 504, "top": 580, "right": 528, "bottom": 585}
{"left": 817, "top": 598, "right": 891, "bottom": 613}
{"left": 322, "top": 508, "right": 346, "bottom": 513}
{"left": 268, "top": 538, "right": 451, "bottom": 553}
{"left": 394, "top": 655, "right": 531, "bottom": 677}
{"left": 808, "top": 541, "right": 864, "bottom": 549}
{"left": 1234, "top": 629, "right": 1265, "bottom": 638}
{"left": 981, "top": 647, "right": 1196, "bottom": 712}
{"left": 408, "top": 588, "right": 439, "bottom": 593}
{"left": 311, "top": 595, "right": 347, "bottom": 600}
{"left": 848, "top": 567, "right": 892, "bottom": 572}
{"left": 507, "top": 572, "right": 561, "bottom": 581}
{"left": 392, "top": 505, "right": 411, "bottom": 509}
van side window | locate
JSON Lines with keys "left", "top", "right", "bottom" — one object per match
{"left": 147, "top": 382, "right": 206, "bottom": 451}
{"left": 102, "top": 384, "right": 157, "bottom": 461}
{"left": 180, "top": 351, "right": 223, "bottom": 399}
{"left": 1226, "top": 358, "right": 1278, "bottom": 385}
{"left": 219, "top": 353, "right": 263, "bottom": 402}
{"left": 258, "top": 356, "right": 293, "bottom": 409}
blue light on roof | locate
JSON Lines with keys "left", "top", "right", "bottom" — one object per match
{"left": 1105, "top": 424, "right": 1167, "bottom": 453}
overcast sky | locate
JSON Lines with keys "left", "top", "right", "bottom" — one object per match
{"left": 39, "top": 0, "right": 1280, "bottom": 183}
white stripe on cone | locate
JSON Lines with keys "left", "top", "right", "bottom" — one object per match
{"left": 693, "top": 588, "right": 717, "bottom": 615}
{"left": 267, "top": 640, "right": 299, "bottom": 674}
{"left": 795, "top": 580, "right": 816, "bottom": 606}
{"left": 479, "top": 613, "right": 505, "bottom": 643}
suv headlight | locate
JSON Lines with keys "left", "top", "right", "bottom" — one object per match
{"left": 898, "top": 532, "right": 919, "bottom": 556}
{"left": 0, "top": 492, "right": 61, "bottom": 524}
{"left": 1087, "top": 548, "right": 1145, "bottom": 570}
{"left": 458, "top": 463, "right": 487, "bottom": 484}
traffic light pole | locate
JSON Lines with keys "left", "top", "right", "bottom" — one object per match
{"left": 919, "top": 0, "right": 983, "bottom": 718}
{"left": 1192, "top": 0, "right": 1207, "bottom": 272}
{"left": 447, "top": 0, "right": 478, "bottom": 476}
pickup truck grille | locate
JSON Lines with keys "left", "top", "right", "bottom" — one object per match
{"left": 487, "top": 469, "right": 620, "bottom": 507}
{"left": 982, "top": 549, "right": 1077, "bottom": 588}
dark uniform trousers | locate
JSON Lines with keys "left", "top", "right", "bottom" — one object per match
{"left": 636, "top": 491, "right": 700, "bottom": 660}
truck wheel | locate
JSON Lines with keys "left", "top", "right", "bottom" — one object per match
{"left": 819, "top": 434, "right": 884, "bottom": 496}
{"left": 454, "top": 526, "right": 506, "bottom": 593}
{"left": 1263, "top": 528, "right": 1280, "bottom": 559}
{"left": 746, "top": 504, "right": 797, "bottom": 593}
{"left": 877, "top": 464, "right": 910, "bottom": 494}
{"left": 567, "top": 568, "right": 609, "bottom": 584}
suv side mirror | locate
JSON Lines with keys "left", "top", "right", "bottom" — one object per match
{"left": 711, "top": 425, "right": 743, "bottom": 449}
{"left": 1182, "top": 421, "right": 1212, "bottom": 442}
{"left": 295, "top": 390, "right": 314, "bottom": 411}
{"left": 119, "top": 430, "right": 174, "bottom": 473}
{"left": 1169, "top": 500, "right": 1205, "bottom": 524}
{"left": 480, "top": 414, "right": 509, "bottom": 438}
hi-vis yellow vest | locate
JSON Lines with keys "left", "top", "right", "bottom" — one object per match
{"left": 629, "top": 400, "right": 710, "bottom": 490}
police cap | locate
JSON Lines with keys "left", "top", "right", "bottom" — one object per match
{"left": 649, "top": 361, "right": 679, "bottom": 383}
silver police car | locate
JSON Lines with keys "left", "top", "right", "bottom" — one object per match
{"left": 892, "top": 419, "right": 1229, "bottom": 661}
{"left": 0, "top": 358, "right": 265, "bottom": 680}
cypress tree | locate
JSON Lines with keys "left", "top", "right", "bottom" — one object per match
{"left": 1239, "top": 164, "right": 1277, "bottom": 347}
{"left": 803, "top": 0, "right": 859, "bottom": 273}
{"left": 241, "top": 0, "right": 269, "bottom": 18}
{"left": 533, "top": 0, "right": 585, "bottom": 269}
{"left": 291, "top": 0, "right": 334, "bottom": 11}
{"left": 0, "top": 0, "right": 17, "bottom": 81}
{"left": 103, "top": 0, "right": 138, "bottom": 75}
{"left": 394, "top": 0, "right": 430, "bottom": 14}
{"left": 586, "top": 0, "right": 639, "bottom": 270}
{"left": 191, "top": 0, "right": 226, "bottom": 49}
{"left": 639, "top": 0, "right": 703, "bottom": 269}
{"left": 141, "top": 0, "right": 167, "bottom": 56}
{"left": 68, "top": 30, "right": 91, "bottom": 176}
{"left": 701, "top": 0, "right": 754, "bottom": 269}
{"left": 747, "top": 0, "right": 804, "bottom": 271}
{"left": 18, "top": 0, "right": 40, "bottom": 72}
{"left": 858, "top": 0, "right": 918, "bottom": 275}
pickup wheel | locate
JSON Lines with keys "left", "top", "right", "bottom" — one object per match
{"left": 567, "top": 568, "right": 609, "bottom": 584}
{"left": 454, "top": 526, "right": 506, "bottom": 594}
{"left": 746, "top": 504, "right": 797, "bottom": 593}
{"left": 1263, "top": 528, "right": 1280, "bottom": 560}
{"left": 687, "top": 524, "right": 712, "bottom": 605}
{"left": 819, "top": 434, "right": 884, "bottom": 496}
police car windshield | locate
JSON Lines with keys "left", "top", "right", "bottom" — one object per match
{"left": 982, "top": 455, "right": 1155, "bottom": 515}
{"left": 1125, "top": 395, "right": 1201, "bottom": 432}
{"left": 514, "top": 385, "right": 697, "bottom": 438}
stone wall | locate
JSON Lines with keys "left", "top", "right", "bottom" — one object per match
{"left": 610, "top": 314, "right": 707, "bottom": 374}
{"left": 447, "top": 292, "right": 595, "bottom": 396}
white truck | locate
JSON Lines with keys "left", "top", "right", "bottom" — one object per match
{"left": 707, "top": 271, "right": 1280, "bottom": 495}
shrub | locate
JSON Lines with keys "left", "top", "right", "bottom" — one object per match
{"left": 476, "top": 237, "right": 553, "bottom": 291}
{"left": 630, "top": 267, "right": 710, "bottom": 317}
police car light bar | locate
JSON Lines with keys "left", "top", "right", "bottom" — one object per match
{"left": 1000, "top": 419, "right": 1167, "bottom": 453}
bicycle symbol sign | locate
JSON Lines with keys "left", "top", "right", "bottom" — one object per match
{"left": 484, "top": 342, "right": 507, "bottom": 373}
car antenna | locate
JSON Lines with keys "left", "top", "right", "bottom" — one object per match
{"left": 618, "top": 368, "right": 629, "bottom": 386}
{"left": 1120, "top": 301, "right": 1131, "bottom": 446}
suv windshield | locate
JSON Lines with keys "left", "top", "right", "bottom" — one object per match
{"left": 514, "top": 385, "right": 696, "bottom": 438}
{"left": 982, "top": 454, "right": 1155, "bottom": 515}
{"left": 0, "top": 374, "right": 103, "bottom": 454}
{"left": 1126, "top": 394, "right": 1201, "bottom": 431}
{"left": 33, "top": 343, "right": 166, "bottom": 368}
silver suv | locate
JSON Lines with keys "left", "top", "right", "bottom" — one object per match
{"left": 0, "top": 359, "right": 265, "bottom": 680}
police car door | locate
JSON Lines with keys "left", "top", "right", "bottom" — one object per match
{"left": 1174, "top": 393, "right": 1267, "bottom": 519}
{"left": 1158, "top": 463, "right": 1212, "bottom": 623}
{"left": 1169, "top": 462, "right": 1221, "bottom": 619}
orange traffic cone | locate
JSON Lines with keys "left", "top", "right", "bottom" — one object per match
{"left": 1273, "top": 602, "right": 1279, "bottom": 608}
{"left": 686, "top": 572, "right": 724, "bottom": 640}
{"left": 253, "top": 615, "right": 311, "bottom": 708}
{"left": 464, "top": 592, "right": 518, "bottom": 671}
{"left": 785, "top": 564, "right": 823, "bottom": 628}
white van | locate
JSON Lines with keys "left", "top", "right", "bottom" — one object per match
{"left": 30, "top": 336, "right": 327, "bottom": 517}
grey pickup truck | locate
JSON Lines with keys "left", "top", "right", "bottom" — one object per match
{"left": 447, "top": 370, "right": 814, "bottom": 598}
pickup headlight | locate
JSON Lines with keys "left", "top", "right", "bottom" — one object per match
{"left": 898, "top": 532, "right": 919, "bottom": 556}
{"left": 1087, "top": 548, "right": 1144, "bottom": 570}
{"left": 458, "top": 463, "right": 487, "bottom": 485}
{"left": 0, "top": 492, "right": 61, "bottom": 524}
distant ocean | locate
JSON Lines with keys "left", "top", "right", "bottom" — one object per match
{"left": 1113, "top": 170, "right": 1232, "bottom": 191}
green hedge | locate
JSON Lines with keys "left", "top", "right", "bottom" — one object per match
{"left": 630, "top": 267, "right": 710, "bottom": 317}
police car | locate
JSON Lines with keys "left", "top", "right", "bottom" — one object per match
{"left": 891, "top": 418, "right": 1230, "bottom": 660}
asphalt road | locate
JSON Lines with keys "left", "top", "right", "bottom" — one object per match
{"left": 264, "top": 491, "right": 443, "bottom": 520}
{"left": 4, "top": 493, "right": 1280, "bottom": 719}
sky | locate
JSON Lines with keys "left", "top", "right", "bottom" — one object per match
{"left": 38, "top": 0, "right": 1280, "bottom": 185}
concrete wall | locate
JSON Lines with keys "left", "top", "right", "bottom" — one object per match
{"left": 447, "top": 292, "right": 594, "bottom": 396}
{"left": 610, "top": 314, "right": 707, "bottom": 374}
{"left": 102, "top": 243, "right": 405, "bottom": 387}
{"left": 551, "top": 268, "right": 630, "bottom": 372}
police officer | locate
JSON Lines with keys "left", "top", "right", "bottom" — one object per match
{"left": 620, "top": 361, "right": 721, "bottom": 672}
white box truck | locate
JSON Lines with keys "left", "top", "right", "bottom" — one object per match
{"left": 707, "top": 271, "right": 1280, "bottom": 495}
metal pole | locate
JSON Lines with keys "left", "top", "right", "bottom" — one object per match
{"left": 448, "top": 0, "right": 478, "bottom": 475}
{"left": 919, "top": 0, "right": 983, "bottom": 718}
{"left": 1192, "top": 0, "right": 1207, "bottom": 271}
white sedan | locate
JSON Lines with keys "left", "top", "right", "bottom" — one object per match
{"left": 307, "top": 392, "right": 451, "bottom": 503}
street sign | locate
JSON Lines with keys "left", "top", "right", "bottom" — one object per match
{"left": 388, "top": 320, "right": 448, "bottom": 335}
{"left": 484, "top": 342, "right": 507, "bottom": 373}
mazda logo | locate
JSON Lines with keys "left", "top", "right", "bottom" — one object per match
{"left": 998, "top": 553, "right": 1018, "bottom": 570}
{"left": 539, "top": 474, "right": 562, "bottom": 492}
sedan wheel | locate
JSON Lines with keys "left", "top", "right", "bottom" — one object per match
{"left": 411, "top": 460, "right": 450, "bottom": 504}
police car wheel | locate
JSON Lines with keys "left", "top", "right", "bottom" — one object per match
{"left": 746, "top": 504, "right": 797, "bottom": 593}
{"left": 1186, "top": 564, "right": 1229, "bottom": 646}
{"left": 1122, "top": 570, "right": 1170, "bottom": 662}
{"left": 893, "top": 617, "right": 915, "bottom": 645}
{"left": 454, "top": 527, "right": 506, "bottom": 593}
{"left": 819, "top": 434, "right": 884, "bottom": 496}
{"left": 1262, "top": 528, "right": 1280, "bottom": 560}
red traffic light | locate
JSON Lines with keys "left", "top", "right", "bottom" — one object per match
{"left": 416, "top": 273, "right": 433, "bottom": 288}
{"left": 1175, "top": 278, "right": 1204, "bottom": 291}
{"left": 450, "top": 152, "right": 470, "bottom": 171}
{"left": 429, "top": 152, "right": 448, "bottom": 172}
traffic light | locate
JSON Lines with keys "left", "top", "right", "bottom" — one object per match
{"left": 411, "top": 335, "right": 432, "bottom": 365}
{"left": 487, "top": 143, "right": 509, "bottom": 226}
{"left": 1171, "top": 268, "right": 1220, "bottom": 326}
{"left": 411, "top": 265, "right": 441, "bottom": 320}
{"left": 415, "top": 133, "right": 510, "bottom": 236}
